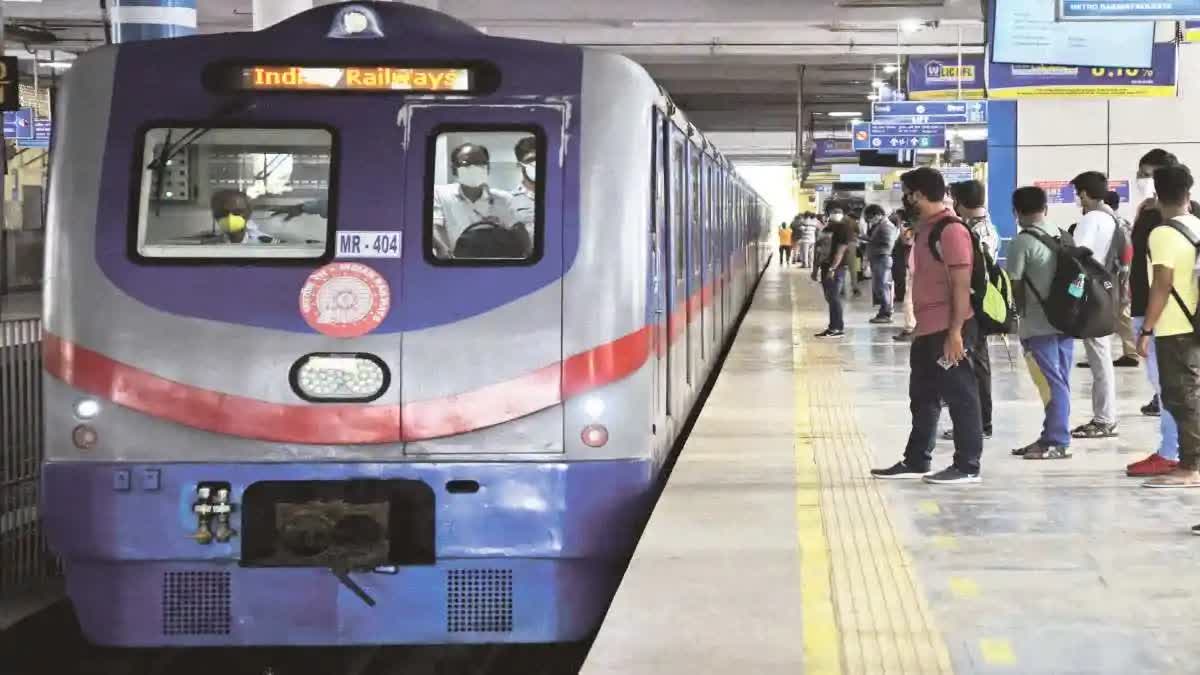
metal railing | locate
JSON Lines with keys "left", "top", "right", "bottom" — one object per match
{"left": 1, "top": 317, "right": 58, "bottom": 606}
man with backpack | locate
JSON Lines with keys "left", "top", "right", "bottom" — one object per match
{"left": 871, "top": 167, "right": 983, "bottom": 485}
{"left": 1007, "top": 186, "right": 1074, "bottom": 459}
{"left": 941, "top": 179, "right": 1004, "bottom": 440}
{"left": 1067, "top": 171, "right": 1123, "bottom": 439}
{"left": 1138, "top": 164, "right": 1200, "bottom": 490}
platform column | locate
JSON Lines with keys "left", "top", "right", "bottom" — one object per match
{"left": 108, "top": 0, "right": 197, "bottom": 43}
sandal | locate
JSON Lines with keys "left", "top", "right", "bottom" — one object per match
{"left": 1012, "top": 441, "right": 1041, "bottom": 456}
{"left": 1024, "top": 444, "right": 1072, "bottom": 460}
{"left": 1071, "top": 421, "right": 1118, "bottom": 439}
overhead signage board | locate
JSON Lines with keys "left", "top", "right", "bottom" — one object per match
{"left": 1034, "top": 179, "right": 1130, "bottom": 204}
{"left": 907, "top": 54, "right": 986, "bottom": 101}
{"left": 18, "top": 118, "right": 52, "bottom": 149}
{"left": 941, "top": 166, "right": 976, "bottom": 185}
{"left": 812, "top": 138, "right": 857, "bottom": 163}
{"left": 854, "top": 123, "right": 946, "bottom": 151}
{"left": 872, "top": 100, "right": 988, "bottom": 125}
{"left": 3, "top": 109, "right": 34, "bottom": 140}
{"left": 1187, "top": 20, "right": 1200, "bottom": 41}
{"left": 988, "top": 42, "right": 1177, "bottom": 99}
{"left": 1058, "top": 0, "right": 1200, "bottom": 19}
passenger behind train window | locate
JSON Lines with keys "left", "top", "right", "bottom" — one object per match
{"left": 135, "top": 127, "right": 333, "bottom": 260}
{"left": 428, "top": 130, "right": 540, "bottom": 263}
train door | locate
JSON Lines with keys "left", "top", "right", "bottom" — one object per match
{"left": 667, "top": 124, "right": 687, "bottom": 417}
{"left": 686, "top": 142, "right": 702, "bottom": 383}
{"left": 707, "top": 159, "right": 719, "bottom": 349}
{"left": 399, "top": 103, "right": 565, "bottom": 454}
{"left": 698, "top": 152, "right": 710, "bottom": 365}
{"left": 651, "top": 109, "right": 668, "bottom": 428}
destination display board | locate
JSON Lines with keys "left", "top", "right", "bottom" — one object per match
{"left": 237, "top": 66, "right": 472, "bottom": 91}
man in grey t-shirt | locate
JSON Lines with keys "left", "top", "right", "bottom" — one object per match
{"left": 1006, "top": 186, "right": 1073, "bottom": 460}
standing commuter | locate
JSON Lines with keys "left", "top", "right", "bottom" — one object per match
{"left": 815, "top": 204, "right": 855, "bottom": 339}
{"left": 892, "top": 215, "right": 917, "bottom": 342}
{"left": 1127, "top": 149, "right": 1184, "bottom": 477}
{"left": 872, "top": 167, "right": 983, "bottom": 484}
{"left": 796, "top": 214, "right": 817, "bottom": 268}
{"left": 865, "top": 204, "right": 898, "bottom": 324}
{"left": 942, "top": 180, "right": 998, "bottom": 440}
{"left": 1067, "top": 171, "right": 1120, "bottom": 439}
{"left": 1104, "top": 189, "right": 1140, "bottom": 367}
{"left": 777, "top": 222, "right": 793, "bottom": 267}
{"left": 1007, "top": 187, "right": 1074, "bottom": 459}
{"left": 1138, "top": 164, "right": 1200, "bottom": 490}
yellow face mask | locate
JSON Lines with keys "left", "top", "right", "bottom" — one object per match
{"left": 218, "top": 214, "right": 247, "bottom": 233}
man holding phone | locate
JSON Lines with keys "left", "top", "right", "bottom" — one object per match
{"left": 871, "top": 167, "right": 984, "bottom": 485}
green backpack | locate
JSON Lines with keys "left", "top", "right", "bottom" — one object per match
{"left": 928, "top": 216, "right": 1016, "bottom": 335}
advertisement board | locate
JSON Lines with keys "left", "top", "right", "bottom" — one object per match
{"left": 907, "top": 54, "right": 986, "bottom": 101}
{"left": 988, "top": 42, "right": 1177, "bottom": 99}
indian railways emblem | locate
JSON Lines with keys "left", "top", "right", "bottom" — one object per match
{"left": 299, "top": 262, "right": 391, "bottom": 337}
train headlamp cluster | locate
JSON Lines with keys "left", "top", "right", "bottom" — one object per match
{"left": 291, "top": 354, "right": 389, "bottom": 402}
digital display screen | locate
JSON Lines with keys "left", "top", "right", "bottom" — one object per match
{"left": 237, "top": 66, "right": 472, "bottom": 92}
{"left": 992, "top": 0, "right": 1154, "bottom": 68}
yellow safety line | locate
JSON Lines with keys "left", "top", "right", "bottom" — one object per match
{"left": 791, "top": 272, "right": 955, "bottom": 675}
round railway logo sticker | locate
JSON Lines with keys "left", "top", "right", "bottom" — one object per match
{"left": 299, "top": 262, "right": 391, "bottom": 338}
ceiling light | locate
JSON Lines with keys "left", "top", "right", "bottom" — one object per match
{"left": 900, "top": 19, "right": 923, "bottom": 32}
{"left": 851, "top": 117, "right": 864, "bottom": 125}
{"left": 883, "top": 64, "right": 899, "bottom": 74}
{"left": 41, "top": 61, "right": 73, "bottom": 69}
{"left": 867, "top": 93, "right": 880, "bottom": 101}
{"left": 827, "top": 111, "right": 862, "bottom": 118}
{"left": 871, "top": 79, "right": 885, "bottom": 88}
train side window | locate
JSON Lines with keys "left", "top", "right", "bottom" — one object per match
{"left": 134, "top": 126, "right": 334, "bottom": 260}
{"left": 426, "top": 128, "right": 542, "bottom": 264}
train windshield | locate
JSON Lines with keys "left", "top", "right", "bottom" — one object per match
{"left": 134, "top": 127, "right": 334, "bottom": 259}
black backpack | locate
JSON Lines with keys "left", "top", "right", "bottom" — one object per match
{"left": 1019, "top": 228, "right": 1118, "bottom": 339}
{"left": 928, "top": 216, "right": 1016, "bottom": 335}
{"left": 1155, "top": 218, "right": 1200, "bottom": 338}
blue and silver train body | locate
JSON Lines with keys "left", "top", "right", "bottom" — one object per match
{"left": 41, "top": 1, "right": 771, "bottom": 646}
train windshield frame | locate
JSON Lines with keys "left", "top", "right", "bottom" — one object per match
{"left": 129, "top": 123, "right": 339, "bottom": 264}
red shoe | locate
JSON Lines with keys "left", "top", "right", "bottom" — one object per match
{"left": 1126, "top": 454, "right": 1179, "bottom": 477}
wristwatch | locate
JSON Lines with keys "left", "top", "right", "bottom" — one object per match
{"left": 1140, "top": 327, "right": 1155, "bottom": 337}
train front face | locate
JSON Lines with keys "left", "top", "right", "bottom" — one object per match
{"left": 41, "top": 3, "right": 657, "bottom": 647}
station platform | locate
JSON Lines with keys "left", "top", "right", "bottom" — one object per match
{"left": 583, "top": 264, "right": 1200, "bottom": 675}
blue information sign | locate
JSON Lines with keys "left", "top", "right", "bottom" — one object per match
{"left": 19, "top": 118, "right": 52, "bottom": 148}
{"left": 854, "top": 123, "right": 945, "bottom": 151}
{"left": 3, "top": 108, "right": 33, "bottom": 140}
{"left": 1059, "top": 0, "right": 1200, "bottom": 19}
{"left": 872, "top": 100, "right": 987, "bottom": 125}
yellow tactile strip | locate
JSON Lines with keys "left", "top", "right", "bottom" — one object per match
{"left": 790, "top": 273, "right": 955, "bottom": 675}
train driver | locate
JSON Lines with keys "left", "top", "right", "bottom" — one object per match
{"left": 210, "top": 189, "right": 277, "bottom": 244}
{"left": 431, "top": 142, "right": 516, "bottom": 258}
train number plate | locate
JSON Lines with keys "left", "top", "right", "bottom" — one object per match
{"left": 336, "top": 231, "right": 402, "bottom": 259}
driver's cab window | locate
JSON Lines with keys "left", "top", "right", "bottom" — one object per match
{"left": 428, "top": 129, "right": 541, "bottom": 263}
{"left": 135, "top": 127, "right": 334, "bottom": 259}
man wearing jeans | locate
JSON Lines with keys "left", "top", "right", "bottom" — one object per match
{"left": 865, "top": 204, "right": 898, "bottom": 324}
{"left": 871, "top": 167, "right": 983, "bottom": 485}
{"left": 1006, "top": 186, "right": 1074, "bottom": 459}
{"left": 1138, "top": 164, "right": 1200, "bottom": 490}
{"left": 1068, "top": 171, "right": 1120, "bottom": 439}
{"left": 815, "top": 203, "right": 855, "bottom": 340}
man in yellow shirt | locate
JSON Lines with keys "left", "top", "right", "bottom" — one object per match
{"left": 1138, "top": 164, "right": 1200, "bottom": 490}
{"left": 777, "top": 223, "right": 793, "bottom": 267}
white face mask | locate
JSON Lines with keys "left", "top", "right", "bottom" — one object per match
{"left": 829, "top": 212, "right": 844, "bottom": 222}
{"left": 1137, "top": 177, "right": 1156, "bottom": 199}
{"left": 457, "top": 166, "right": 489, "bottom": 189}
{"left": 522, "top": 161, "right": 537, "bottom": 182}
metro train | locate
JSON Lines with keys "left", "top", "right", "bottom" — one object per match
{"left": 41, "top": 1, "right": 771, "bottom": 646}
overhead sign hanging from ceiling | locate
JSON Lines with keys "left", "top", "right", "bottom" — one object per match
{"left": 1058, "top": 0, "right": 1200, "bottom": 19}
{"left": 872, "top": 100, "right": 988, "bottom": 125}
{"left": 852, "top": 122, "right": 945, "bottom": 152}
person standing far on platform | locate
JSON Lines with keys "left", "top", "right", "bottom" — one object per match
{"left": 871, "top": 167, "right": 983, "bottom": 484}
{"left": 777, "top": 222, "right": 793, "bottom": 267}
{"left": 892, "top": 213, "right": 918, "bottom": 342}
{"left": 1105, "top": 189, "right": 1140, "bottom": 368}
{"left": 1007, "top": 186, "right": 1074, "bottom": 460}
{"left": 1067, "top": 171, "right": 1121, "bottom": 440}
{"left": 815, "top": 203, "right": 856, "bottom": 339}
{"left": 795, "top": 213, "right": 817, "bottom": 268}
{"left": 1137, "top": 164, "right": 1200, "bottom": 490}
{"left": 865, "top": 204, "right": 898, "bottom": 324}
{"left": 1127, "top": 149, "right": 1185, "bottom": 477}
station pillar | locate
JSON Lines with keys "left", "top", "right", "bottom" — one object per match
{"left": 109, "top": 0, "right": 197, "bottom": 43}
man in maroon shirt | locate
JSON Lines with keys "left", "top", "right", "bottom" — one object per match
{"left": 872, "top": 167, "right": 984, "bottom": 484}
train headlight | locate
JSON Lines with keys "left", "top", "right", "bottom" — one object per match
{"left": 74, "top": 398, "right": 101, "bottom": 420}
{"left": 291, "top": 354, "right": 389, "bottom": 402}
{"left": 581, "top": 424, "right": 609, "bottom": 448}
